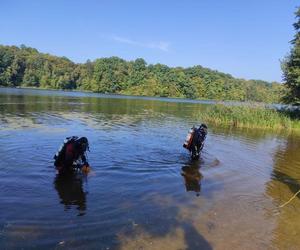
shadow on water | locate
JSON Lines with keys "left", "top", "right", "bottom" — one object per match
{"left": 268, "top": 134, "right": 300, "bottom": 202}
{"left": 117, "top": 160, "right": 212, "bottom": 249}
{"left": 181, "top": 222, "right": 212, "bottom": 250}
{"left": 54, "top": 173, "right": 88, "bottom": 216}
{"left": 265, "top": 135, "right": 300, "bottom": 248}
{"left": 118, "top": 201, "right": 212, "bottom": 250}
{"left": 113, "top": 156, "right": 212, "bottom": 249}
{"left": 271, "top": 170, "right": 300, "bottom": 198}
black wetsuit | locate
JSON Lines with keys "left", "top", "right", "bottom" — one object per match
{"left": 190, "top": 125, "right": 207, "bottom": 160}
{"left": 54, "top": 139, "right": 88, "bottom": 173}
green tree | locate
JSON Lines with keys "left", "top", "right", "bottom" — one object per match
{"left": 282, "top": 7, "right": 300, "bottom": 104}
{"left": 127, "top": 58, "right": 147, "bottom": 86}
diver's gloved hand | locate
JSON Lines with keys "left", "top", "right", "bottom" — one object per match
{"left": 82, "top": 163, "right": 91, "bottom": 174}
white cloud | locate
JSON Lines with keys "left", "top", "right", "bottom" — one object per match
{"left": 111, "top": 35, "right": 170, "bottom": 52}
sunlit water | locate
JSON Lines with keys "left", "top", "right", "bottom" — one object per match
{"left": 1, "top": 88, "right": 300, "bottom": 249}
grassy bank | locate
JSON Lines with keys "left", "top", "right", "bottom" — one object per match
{"left": 199, "top": 104, "right": 300, "bottom": 131}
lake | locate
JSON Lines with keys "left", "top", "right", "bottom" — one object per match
{"left": 1, "top": 87, "right": 300, "bottom": 250}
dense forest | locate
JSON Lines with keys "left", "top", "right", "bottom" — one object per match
{"left": 0, "top": 44, "right": 284, "bottom": 103}
{"left": 282, "top": 7, "right": 300, "bottom": 105}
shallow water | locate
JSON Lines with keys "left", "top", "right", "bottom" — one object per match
{"left": 1, "top": 88, "right": 300, "bottom": 249}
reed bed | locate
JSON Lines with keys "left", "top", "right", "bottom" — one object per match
{"left": 199, "top": 104, "right": 300, "bottom": 131}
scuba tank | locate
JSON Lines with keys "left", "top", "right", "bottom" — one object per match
{"left": 54, "top": 136, "right": 79, "bottom": 166}
{"left": 183, "top": 127, "right": 195, "bottom": 150}
{"left": 183, "top": 124, "right": 208, "bottom": 160}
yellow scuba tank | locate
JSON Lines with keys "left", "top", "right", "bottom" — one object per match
{"left": 183, "top": 127, "right": 195, "bottom": 150}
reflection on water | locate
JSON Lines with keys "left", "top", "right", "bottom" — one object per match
{"left": 181, "top": 163, "right": 203, "bottom": 196}
{"left": 54, "top": 173, "right": 87, "bottom": 216}
{"left": 1, "top": 88, "right": 300, "bottom": 249}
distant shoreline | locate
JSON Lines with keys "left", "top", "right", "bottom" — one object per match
{"left": 0, "top": 85, "right": 269, "bottom": 106}
{"left": 0, "top": 44, "right": 283, "bottom": 104}
{"left": 2, "top": 86, "right": 299, "bottom": 132}
{"left": 1, "top": 85, "right": 220, "bottom": 105}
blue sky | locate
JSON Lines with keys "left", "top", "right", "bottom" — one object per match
{"left": 0, "top": 0, "right": 299, "bottom": 82}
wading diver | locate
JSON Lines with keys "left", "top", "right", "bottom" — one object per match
{"left": 183, "top": 124, "right": 208, "bottom": 160}
{"left": 54, "top": 136, "right": 90, "bottom": 174}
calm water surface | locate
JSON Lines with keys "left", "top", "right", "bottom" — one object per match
{"left": 1, "top": 88, "right": 300, "bottom": 249}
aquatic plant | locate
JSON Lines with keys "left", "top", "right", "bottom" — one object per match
{"left": 198, "top": 104, "right": 300, "bottom": 131}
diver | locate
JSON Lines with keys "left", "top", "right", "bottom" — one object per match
{"left": 183, "top": 124, "right": 208, "bottom": 160}
{"left": 54, "top": 136, "right": 90, "bottom": 174}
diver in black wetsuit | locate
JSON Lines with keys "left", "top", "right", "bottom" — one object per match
{"left": 54, "top": 136, "right": 90, "bottom": 174}
{"left": 183, "top": 124, "right": 208, "bottom": 160}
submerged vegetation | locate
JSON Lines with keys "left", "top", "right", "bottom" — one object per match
{"left": 198, "top": 105, "right": 300, "bottom": 131}
{"left": 0, "top": 44, "right": 283, "bottom": 103}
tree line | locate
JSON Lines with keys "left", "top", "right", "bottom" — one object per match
{"left": 282, "top": 7, "right": 300, "bottom": 105}
{"left": 0, "top": 44, "right": 284, "bottom": 103}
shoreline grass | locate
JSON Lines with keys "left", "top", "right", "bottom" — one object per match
{"left": 199, "top": 104, "right": 300, "bottom": 131}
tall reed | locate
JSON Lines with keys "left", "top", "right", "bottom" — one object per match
{"left": 198, "top": 104, "right": 300, "bottom": 131}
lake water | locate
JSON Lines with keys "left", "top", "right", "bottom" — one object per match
{"left": 1, "top": 88, "right": 300, "bottom": 250}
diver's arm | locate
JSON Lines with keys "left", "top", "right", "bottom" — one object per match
{"left": 81, "top": 153, "right": 89, "bottom": 166}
